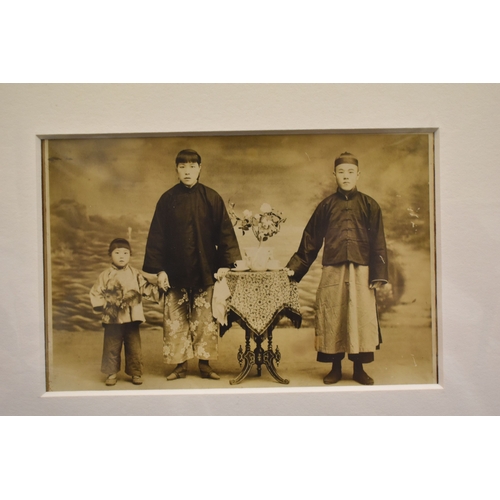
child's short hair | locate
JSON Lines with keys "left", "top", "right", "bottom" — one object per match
{"left": 108, "top": 238, "right": 132, "bottom": 256}
{"left": 334, "top": 152, "right": 358, "bottom": 168}
{"left": 176, "top": 149, "right": 201, "bottom": 165}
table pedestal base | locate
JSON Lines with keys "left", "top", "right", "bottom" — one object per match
{"left": 230, "top": 327, "right": 289, "bottom": 385}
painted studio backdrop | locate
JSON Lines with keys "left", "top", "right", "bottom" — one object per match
{"left": 43, "top": 132, "right": 436, "bottom": 391}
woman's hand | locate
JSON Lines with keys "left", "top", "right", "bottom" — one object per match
{"left": 157, "top": 271, "right": 170, "bottom": 291}
{"left": 214, "top": 267, "right": 230, "bottom": 281}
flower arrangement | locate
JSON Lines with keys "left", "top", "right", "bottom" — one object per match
{"left": 228, "top": 201, "right": 287, "bottom": 245}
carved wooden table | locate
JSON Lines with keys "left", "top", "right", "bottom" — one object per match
{"left": 220, "top": 270, "right": 301, "bottom": 385}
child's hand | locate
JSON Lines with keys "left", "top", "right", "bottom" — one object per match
{"left": 157, "top": 271, "right": 170, "bottom": 291}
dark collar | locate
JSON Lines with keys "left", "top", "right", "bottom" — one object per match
{"left": 178, "top": 181, "right": 200, "bottom": 191}
{"left": 336, "top": 186, "right": 358, "bottom": 200}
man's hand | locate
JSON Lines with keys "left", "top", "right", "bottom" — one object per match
{"left": 157, "top": 271, "right": 170, "bottom": 291}
{"left": 369, "top": 281, "right": 385, "bottom": 290}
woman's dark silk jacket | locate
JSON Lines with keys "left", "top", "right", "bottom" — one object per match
{"left": 143, "top": 182, "right": 241, "bottom": 288}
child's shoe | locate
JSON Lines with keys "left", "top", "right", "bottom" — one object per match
{"left": 105, "top": 374, "right": 117, "bottom": 386}
{"left": 132, "top": 375, "right": 143, "bottom": 385}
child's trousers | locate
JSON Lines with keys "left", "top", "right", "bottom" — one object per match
{"left": 101, "top": 322, "right": 143, "bottom": 376}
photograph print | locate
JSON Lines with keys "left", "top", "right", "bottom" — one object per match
{"left": 43, "top": 130, "right": 437, "bottom": 392}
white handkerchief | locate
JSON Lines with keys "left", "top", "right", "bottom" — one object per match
{"left": 212, "top": 277, "right": 231, "bottom": 325}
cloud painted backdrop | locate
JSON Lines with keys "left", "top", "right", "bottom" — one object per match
{"left": 45, "top": 132, "right": 434, "bottom": 363}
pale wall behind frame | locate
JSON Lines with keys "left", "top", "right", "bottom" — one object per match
{"left": 1, "top": 83, "right": 499, "bottom": 415}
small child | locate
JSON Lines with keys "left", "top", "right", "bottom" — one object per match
{"left": 90, "top": 238, "right": 159, "bottom": 386}
{"left": 287, "top": 152, "right": 388, "bottom": 385}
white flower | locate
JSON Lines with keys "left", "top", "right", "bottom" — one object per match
{"left": 195, "top": 342, "right": 211, "bottom": 359}
{"left": 194, "top": 294, "right": 210, "bottom": 309}
{"left": 230, "top": 201, "right": 286, "bottom": 243}
{"left": 177, "top": 291, "right": 189, "bottom": 305}
{"left": 180, "top": 338, "right": 191, "bottom": 355}
{"left": 207, "top": 321, "right": 218, "bottom": 333}
{"left": 166, "top": 319, "right": 181, "bottom": 334}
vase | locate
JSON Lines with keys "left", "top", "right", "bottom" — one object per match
{"left": 244, "top": 246, "right": 273, "bottom": 271}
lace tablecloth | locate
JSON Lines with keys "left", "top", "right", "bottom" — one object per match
{"left": 220, "top": 270, "right": 302, "bottom": 336}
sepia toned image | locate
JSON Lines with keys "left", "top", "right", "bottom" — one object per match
{"left": 42, "top": 130, "right": 436, "bottom": 392}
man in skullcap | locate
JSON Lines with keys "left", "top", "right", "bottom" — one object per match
{"left": 287, "top": 152, "right": 388, "bottom": 385}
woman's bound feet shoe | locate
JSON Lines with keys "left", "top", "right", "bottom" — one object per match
{"left": 166, "top": 361, "right": 187, "bottom": 381}
{"left": 323, "top": 368, "right": 342, "bottom": 384}
{"left": 105, "top": 374, "right": 117, "bottom": 386}
{"left": 353, "top": 368, "right": 374, "bottom": 385}
{"left": 132, "top": 375, "right": 143, "bottom": 385}
{"left": 199, "top": 361, "right": 220, "bottom": 380}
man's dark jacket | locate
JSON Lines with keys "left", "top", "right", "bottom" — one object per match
{"left": 287, "top": 187, "right": 388, "bottom": 283}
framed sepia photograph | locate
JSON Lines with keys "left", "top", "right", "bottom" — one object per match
{"left": 42, "top": 130, "right": 437, "bottom": 393}
{"left": 3, "top": 82, "right": 500, "bottom": 416}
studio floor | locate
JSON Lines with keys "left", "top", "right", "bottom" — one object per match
{"left": 48, "top": 313, "right": 436, "bottom": 393}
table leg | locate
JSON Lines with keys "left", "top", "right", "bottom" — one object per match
{"left": 254, "top": 333, "right": 264, "bottom": 377}
{"left": 263, "top": 329, "right": 289, "bottom": 384}
{"left": 230, "top": 327, "right": 290, "bottom": 385}
{"left": 230, "top": 328, "right": 254, "bottom": 385}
